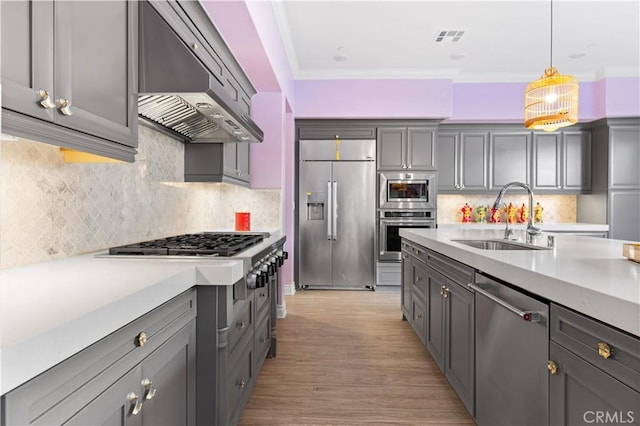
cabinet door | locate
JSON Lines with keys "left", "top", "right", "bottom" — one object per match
{"left": 533, "top": 133, "right": 561, "bottom": 190}
{"left": 436, "top": 132, "right": 459, "bottom": 191}
{"left": 609, "top": 191, "right": 640, "bottom": 241}
{"left": 401, "top": 251, "right": 413, "bottom": 319}
{"left": 65, "top": 367, "right": 142, "bottom": 426}
{"left": 425, "top": 267, "right": 446, "bottom": 371}
{"left": 460, "top": 132, "right": 490, "bottom": 191}
{"left": 407, "top": 127, "right": 436, "bottom": 170}
{"left": 609, "top": 126, "right": 640, "bottom": 189}
{"left": 1, "top": 0, "right": 54, "bottom": 122}
{"left": 54, "top": 0, "right": 138, "bottom": 148}
{"left": 490, "top": 132, "right": 531, "bottom": 189}
{"left": 549, "top": 342, "right": 640, "bottom": 426}
{"left": 445, "top": 281, "right": 475, "bottom": 415}
{"left": 563, "top": 131, "right": 591, "bottom": 191}
{"left": 224, "top": 143, "right": 239, "bottom": 178}
{"left": 377, "top": 127, "right": 407, "bottom": 169}
{"left": 140, "top": 321, "right": 196, "bottom": 426}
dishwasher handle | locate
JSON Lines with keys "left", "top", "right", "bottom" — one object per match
{"left": 468, "top": 283, "right": 541, "bottom": 322}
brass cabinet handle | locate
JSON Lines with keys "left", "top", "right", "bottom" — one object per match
{"left": 443, "top": 287, "right": 450, "bottom": 298}
{"left": 238, "top": 379, "right": 246, "bottom": 389}
{"left": 127, "top": 392, "right": 143, "bottom": 416}
{"left": 191, "top": 42, "right": 198, "bottom": 50}
{"left": 547, "top": 360, "right": 558, "bottom": 375}
{"left": 416, "top": 313, "right": 423, "bottom": 320}
{"left": 38, "top": 89, "right": 56, "bottom": 109}
{"left": 141, "top": 378, "right": 157, "bottom": 400}
{"left": 598, "top": 342, "right": 612, "bottom": 359}
{"left": 135, "top": 331, "right": 148, "bottom": 347}
{"left": 57, "top": 98, "right": 73, "bottom": 116}
{"left": 414, "top": 275, "right": 421, "bottom": 283}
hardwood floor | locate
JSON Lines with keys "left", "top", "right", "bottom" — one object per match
{"left": 239, "top": 288, "right": 474, "bottom": 425}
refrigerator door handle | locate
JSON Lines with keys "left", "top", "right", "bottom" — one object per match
{"left": 332, "top": 181, "right": 338, "bottom": 240}
{"left": 326, "top": 181, "right": 332, "bottom": 240}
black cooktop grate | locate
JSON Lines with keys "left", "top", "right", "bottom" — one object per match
{"left": 108, "top": 233, "right": 265, "bottom": 257}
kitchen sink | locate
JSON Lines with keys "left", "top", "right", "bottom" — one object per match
{"left": 451, "top": 239, "right": 550, "bottom": 250}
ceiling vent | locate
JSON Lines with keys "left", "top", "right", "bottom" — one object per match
{"left": 434, "top": 30, "right": 465, "bottom": 43}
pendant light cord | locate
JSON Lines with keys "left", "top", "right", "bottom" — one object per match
{"left": 550, "top": 0, "right": 553, "bottom": 68}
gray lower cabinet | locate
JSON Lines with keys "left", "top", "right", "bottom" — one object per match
{"left": 549, "top": 304, "right": 640, "bottom": 425}
{"left": 184, "top": 142, "right": 250, "bottom": 186}
{"left": 532, "top": 130, "right": 591, "bottom": 193}
{"left": 1, "top": 290, "right": 197, "bottom": 426}
{"left": 377, "top": 126, "right": 436, "bottom": 170}
{"left": 436, "top": 130, "right": 490, "bottom": 192}
{"left": 1, "top": 0, "right": 138, "bottom": 162}
{"left": 401, "top": 244, "right": 414, "bottom": 320}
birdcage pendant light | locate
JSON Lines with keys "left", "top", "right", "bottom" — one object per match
{"left": 525, "top": 0, "right": 579, "bottom": 131}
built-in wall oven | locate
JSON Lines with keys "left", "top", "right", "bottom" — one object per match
{"left": 379, "top": 210, "right": 436, "bottom": 261}
{"left": 379, "top": 171, "right": 436, "bottom": 210}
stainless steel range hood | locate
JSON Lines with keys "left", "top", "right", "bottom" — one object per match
{"left": 138, "top": 1, "right": 263, "bottom": 143}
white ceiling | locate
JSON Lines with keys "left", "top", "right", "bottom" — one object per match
{"left": 271, "top": 0, "right": 640, "bottom": 82}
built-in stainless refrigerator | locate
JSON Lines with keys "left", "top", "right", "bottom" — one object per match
{"left": 298, "top": 139, "right": 376, "bottom": 290}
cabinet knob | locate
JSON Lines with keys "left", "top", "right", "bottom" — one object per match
{"left": 127, "top": 392, "right": 143, "bottom": 416}
{"left": 440, "top": 285, "right": 446, "bottom": 296}
{"left": 238, "top": 379, "right": 246, "bottom": 389}
{"left": 57, "top": 98, "right": 73, "bottom": 116}
{"left": 260, "top": 336, "right": 268, "bottom": 343}
{"left": 597, "top": 342, "right": 612, "bottom": 359}
{"left": 135, "top": 331, "right": 148, "bottom": 347}
{"left": 141, "top": 378, "right": 157, "bottom": 400}
{"left": 547, "top": 360, "right": 558, "bottom": 375}
{"left": 416, "top": 313, "right": 423, "bottom": 320}
{"left": 238, "top": 321, "right": 246, "bottom": 329}
{"left": 414, "top": 275, "right": 421, "bottom": 283}
{"left": 191, "top": 42, "right": 198, "bottom": 50}
{"left": 37, "top": 89, "right": 56, "bottom": 109}
{"left": 443, "top": 287, "right": 449, "bottom": 298}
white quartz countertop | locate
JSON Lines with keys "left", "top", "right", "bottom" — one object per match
{"left": 399, "top": 228, "right": 639, "bottom": 337}
{"left": 438, "top": 222, "right": 609, "bottom": 232}
{"left": 0, "top": 246, "right": 250, "bottom": 394}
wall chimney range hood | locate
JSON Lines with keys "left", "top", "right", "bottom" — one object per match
{"left": 138, "top": 1, "right": 263, "bottom": 144}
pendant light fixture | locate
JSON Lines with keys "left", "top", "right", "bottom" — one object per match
{"left": 525, "top": 0, "right": 579, "bottom": 131}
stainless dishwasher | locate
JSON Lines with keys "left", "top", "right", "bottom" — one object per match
{"left": 470, "top": 273, "right": 549, "bottom": 426}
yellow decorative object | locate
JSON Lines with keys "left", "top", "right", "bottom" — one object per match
{"left": 525, "top": 67, "right": 578, "bottom": 132}
{"left": 507, "top": 202, "right": 518, "bottom": 223}
{"left": 524, "top": 0, "right": 579, "bottom": 132}
{"left": 475, "top": 205, "right": 487, "bottom": 223}
{"left": 534, "top": 202, "right": 544, "bottom": 224}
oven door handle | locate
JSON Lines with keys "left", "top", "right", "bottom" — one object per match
{"left": 380, "top": 220, "right": 436, "bottom": 226}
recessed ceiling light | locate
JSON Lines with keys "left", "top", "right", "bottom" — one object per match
{"left": 568, "top": 52, "right": 586, "bottom": 59}
{"left": 450, "top": 53, "right": 466, "bottom": 60}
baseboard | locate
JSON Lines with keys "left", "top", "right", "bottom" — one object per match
{"left": 284, "top": 281, "right": 296, "bottom": 296}
{"left": 277, "top": 301, "right": 287, "bottom": 319}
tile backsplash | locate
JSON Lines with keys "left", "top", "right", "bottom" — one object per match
{"left": 0, "top": 126, "right": 280, "bottom": 269}
{"left": 438, "top": 194, "right": 577, "bottom": 224}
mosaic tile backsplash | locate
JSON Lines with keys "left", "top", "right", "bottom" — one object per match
{"left": 0, "top": 126, "right": 281, "bottom": 269}
{"left": 438, "top": 194, "right": 577, "bottom": 224}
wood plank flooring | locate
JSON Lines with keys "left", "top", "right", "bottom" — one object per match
{"left": 239, "top": 288, "right": 474, "bottom": 425}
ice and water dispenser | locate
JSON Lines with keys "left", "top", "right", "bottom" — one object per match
{"left": 305, "top": 192, "right": 325, "bottom": 220}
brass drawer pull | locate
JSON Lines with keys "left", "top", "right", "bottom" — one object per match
{"left": 547, "top": 360, "right": 558, "bottom": 375}
{"left": 135, "top": 331, "right": 147, "bottom": 347}
{"left": 238, "top": 379, "right": 246, "bottom": 389}
{"left": 598, "top": 342, "right": 612, "bottom": 359}
{"left": 237, "top": 321, "right": 246, "bottom": 329}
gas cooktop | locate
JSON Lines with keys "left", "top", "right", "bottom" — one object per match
{"left": 108, "top": 232, "right": 268, "bottom": 257}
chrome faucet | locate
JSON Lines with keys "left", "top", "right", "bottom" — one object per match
{"left": 492, "top": 182, "right": 542, "bottom": 243}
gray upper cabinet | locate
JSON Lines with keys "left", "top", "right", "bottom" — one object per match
{"left": 532, "top": 129, "right": 591, "bottom": 193}
{"left": 1, "top": 0, "right": 138, "bottom": 162}
{"left": 436, "top": 130, "right": 489, "bottom": 192}
{"left": 490, "top": 131, "right": 531, "bottom": 189}
{"left": 609, "top": 125, "right": 640, "bottom": 190}
{"left": 378, "top": 126, "right": 436, "bottom": 170}
{"left": 185, "top": 143, "right": 250, "bottom": 186}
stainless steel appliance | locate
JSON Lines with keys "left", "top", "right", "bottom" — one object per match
{"left": 138, "top": 1, "right": 263, "bottom": 143}
{"left": 470, "top": 273, "right": 549, "bottom": 426}
{"left": 378, "top": 210, "right": 436, "bottom": 261}
{"left": 298, "top": 139, "right": 376, "bottom": 290}
{"left": 379, "top": 171, "right": 436, "bottom": 210}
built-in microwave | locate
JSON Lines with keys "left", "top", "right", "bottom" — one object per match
{"left": 379, "top": 171, "right": 437, "bottom": 210}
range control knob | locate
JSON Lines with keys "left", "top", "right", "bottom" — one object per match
{"left": 247, "top": 273, "right": 258, "bottom": 289}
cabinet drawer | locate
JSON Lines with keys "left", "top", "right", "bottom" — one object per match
{"left": 401, "top": 240, "right": 427, "bottom": 259}
{"left": 427, "top": 250, "right": 474, "bottom": 288}
{"left": 551, "top": 304, "right": 640, "bottom": 392}
{"left": 411, "top": 290, "right": 427, "bottom": 345}
{"left": 227, "top": 339, "right": 254, "bottom": 422}
{"left": 255, "top": 282, "right": 270, "bottom": 321}
{"left": 229, "top": 296, "right": 253, "bottom": 354}
{"left": 255, "top": 315, "right": 271, "bottom": 362}
{"left": 2, "top": 289, "right": 196, "bottom": 426}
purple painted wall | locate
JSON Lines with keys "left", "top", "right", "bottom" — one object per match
{"left": 602, "top": 77, "right": 640, "bottom": 117}
{"left": 250, "top": 92, "right": 284, "bottom": 189}
{"left": 294, "top": 79, "right": 453, "bottom": 119}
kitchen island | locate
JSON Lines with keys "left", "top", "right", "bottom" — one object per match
{"left": 0, "top": 233, "right": 285, "bottom": 425}
{"left": 400, "top": 227, "right": 640, "bottom": 425}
